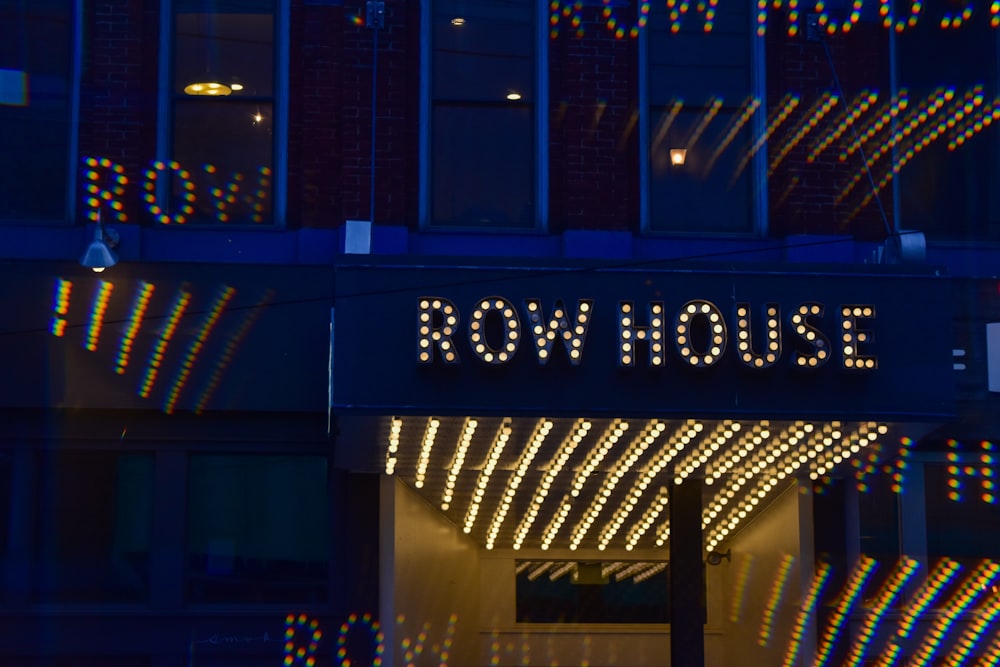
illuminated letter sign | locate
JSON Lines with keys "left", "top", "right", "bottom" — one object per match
{"left": 417, "top": 298, "right": 460, "bottom": 364}
{"left": 468, "top": 297, "right": 520, "bottom": 364}
{"left": 524, "top": 298, "right": 593, "bottom": 366}
{"left": 618, "top": 301, "right": 665, "bottom": 367}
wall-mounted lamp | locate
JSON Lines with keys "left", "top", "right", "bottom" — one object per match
{"left": 706, "top": 549, "right": 731, "bottom": 566}
{"left": 669, "top": 148, "right": 688, "bottom": 166}
{"left": 80, "top": 216, "right": 119, "bottom": 273}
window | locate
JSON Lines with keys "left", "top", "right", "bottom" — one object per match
{"left": 426, "top": 0, "right": 538, "bottom": 229}
{"left": 186, "top": 455, "right": 329, "bottom": 604}
{"left": 896, "top": 17, "right": 1000, "bottom": 241}
{"left": 166, "top": 0, "right": 277, "bottom": 225}
{"left": 33, "top": 451, "right": 153, "bottom": 603}
{"left": 515, "top": 560, "right": 669, "bottom": 623}
{"left": 0, "top": 0, "right": 75, "bottom": 222}
{"left": 644, "top": 2, "right": 758, "bottom": 234}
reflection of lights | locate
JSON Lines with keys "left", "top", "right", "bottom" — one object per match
{"left": 731, "top": 93, "right": 799, "bottom": 185}
{"left": 144, "top": 160, "right": 195, "bottom": 224}
{"left": 729, "top": 554, "right": 754, "bottom": 623}
{"left": 163, "top": 285, "right": 236, "bottom": 414}
{"left": 50, "top": 278, "right": 72, "bottom": 337}
{"left": 549, "top": 0, "right": 584, "bottom": 39}
{"left": 940, "top": 2, "right": 974, "bottom": 29}
{"left": 336, "top": 612, "right": 384, "bottom": 667}
{"left": 284, "top": 613, "right": 321, "bottom": 667}
{"left": 449, "top": 16, "right": 465, "bottom": 25}
{"left": 651, "top": 99, "right": 685, "bottom": 157}
{"left": 816, "top": 0, "right": 865, "bottom": 34}
{"left": 780, "top": 561, "right": 831, "bottom": 667}
{"left": 844, "top": 557, "right": 919, "bottom": 667}
{"left": 769, "top": 92, "right": 839, "bottom": 176}
{"left": 193, "top": 289, "right": 274, "bottom": 413}
{"left": 139, "top": 288, "right": 192, "bottom": 399}
{"left": 941, "top": 591, "right": 1000, "bottom": 667}
{"left": 758, "top": 554, "right": 794, "bottom": 647}
{"left": 115, "top": 281, "right": 155, "bottom": 374}
{"left": 512, "top": 419, "right": 591, "bottom": 550}
{"left": 85, "top": 281, "right": 114, "bottom": 353}
{"left": 813, "top": 556, "right": 877, "bottom": 667}
{"left": 602, "top": 0, "right": 650, "bottom": 39}
{"left": 839, "top": 91, "right": 909, "bottom": 162}
{"left": 230, "top": 82, "right": 244, "bottom": 91}
{"left": 908, "top": 560, "right": 1000, "bottom": 667}
{"left": 505, "top": 91, "right": 521, "bottom": 101}
{"left": 879, "top": 0, "right": 921, "bottom": 32}
{"left": 684, "top": 98, "right": 723, "bottom": 152}
{"left": 485, "top": 418, "right": 552, "bottom": 550}
{"left": 83, "top": 156, "right": 128, "bottom": 223}
{"left": 463, "top": 420, "right": 511, "bottom": 534}
{"left": 808, "top": 90, "right": 878, "bottom": 163}
{"left": 701, "top": 96, "right": 759, "bottom": 178}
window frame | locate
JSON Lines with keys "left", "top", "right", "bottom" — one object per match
{"left": 419, "top": 0, "right": 549, "bottom": 232}
{"left": 155, "top": 0, "right": 289, "bottom": 228}
{"left": 638, "top": 7, "right": 767, "bottom": 237}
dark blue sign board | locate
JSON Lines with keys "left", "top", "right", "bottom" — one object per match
{"left": 330, "top": 260, "right": 955, "bottom": 420}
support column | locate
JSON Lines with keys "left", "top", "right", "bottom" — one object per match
{"left": 670, "top": 479, "right": 705, "bottom": 667}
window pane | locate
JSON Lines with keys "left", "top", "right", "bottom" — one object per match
{"left": 0, "top": 0, "right": 71, "bottom": 221}
{"left": 173, "top": 100, "right": 274, "bottom": 224}
{"left": 186, "top": 455, "right": 329, "bottom": 604}
{"left": 432, "top": 105, "right": 534, "bottom": 228}
{"left": 896, "top": 21, "right": 1000, "bottom": 240}
{"left": 647, "top": 2, "right": 754, "bottom": 234}
{"left": 172, "top": 3, "right": 274, "bottom": 225}
{"left": 515, "top": 561, "right": 669, "bottom": 623}
{"left": 0, "top": 450, "right": 9, "bottom": 587}
{"left": 34, "top": 452, "right": 153, "bottom": 603}
{"left": 430, "top": 0, "right": 534, "bottom": 228}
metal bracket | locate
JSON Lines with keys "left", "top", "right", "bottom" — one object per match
{"left": 366, "top": 0, "right": 385, "bottom": 29}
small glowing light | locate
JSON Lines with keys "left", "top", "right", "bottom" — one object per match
{"left": 506, "top": 91, "right": 522, "bottom": 101}
{"left": 669, "top": 148, "right": 687, "bottom": 166}
{"left": 183, "top": 81, "right": 232, "bottom": 96}
{"left": 230, "top": 82, "right": 244, "bottom": 91}
{"left": 450, "top": 16, "right": 465, "bottom": 25}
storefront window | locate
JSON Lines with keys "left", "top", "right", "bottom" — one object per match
{"left": 171, "top": 0, "right": 275, "bottom": 225}
{"left": 429, "top": 0, "right": 536, "bottom": 229}
{"left": 646, "top": 1, "right": 754, "bottom": 234}
{"left": 515, "top": 560, "right": 669, "bottom": 623}
{"left": 34, "top": 451, "right": 153, "bottom": 603}
{"left": 0, "top": 0, "right": 73, "bottom": 221}
{"left": 186, "top": 455, "right": 329, "bottom": 604}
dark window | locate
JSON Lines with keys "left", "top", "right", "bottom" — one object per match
{"left": 186, "top": 455, "right": 329, "bottom": 604}
{"left": 170, "top": 0, "right": 275, "bottom": 225}
{"left": 647, "top": 1, "right": 754, "bottom": 234}
{"left": 34, "top": 451, "right": 153, "bottom": 603}
{"left": 430, "top": 0, "right": 535, "bottom": 228}
{"left": 515, "top": 561, "right": 669, "bottom": 623}
{"left": 0, "top": 451, "right": 9, "bottom": 579}
{"left": 896, "top": 19, "right": 1000, "bottom": 241}
{"left": 0, "top": 0, "right": 72, "bottom": 221}
{"left": 857, "top": 471, "right": 902, "bottom": 608}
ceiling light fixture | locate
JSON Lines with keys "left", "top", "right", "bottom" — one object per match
{"left": 183, "top": 81, "right": 232, "bottom": 96}
{"left": 506, "top": 91, "right": 522, "bottom": 101}
{"left": 80, "top": 213, "right": 119, "bottom": 273}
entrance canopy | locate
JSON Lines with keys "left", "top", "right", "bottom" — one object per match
{"left": 330, "top": 259, "right": 954, "bottom": 554}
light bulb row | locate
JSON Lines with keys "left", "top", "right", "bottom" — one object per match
{"left": 441, "top": 418, "right": 478, "bottom": 511}
{"left": 675, "top": 420, "right": 740, "bottom": 484}
{"left": 414, "top": 417, "right": 440, "bottom": 489}
{"left": 462, "top": 420, "right": 512, "bottom": 534}
{"left": 485, "top": 419, "right": 553, "bottom": 550}
{"left": 624, "top": 489, "right": 669, "bottom": 551}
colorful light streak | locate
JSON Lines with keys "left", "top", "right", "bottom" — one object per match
{"left": 549, "top": 0, "right": 584, "bottom": 39}
{"left": 843, "top": 557, "right": 919, "bottom": 667}
{"left": 651, "top": 99, "right": 685, "bottom": 157}
{"left": 115, "top": 281, "right": 155, "bottom": 374}
{"left": 82, "top": 156, "right": 128, "bottom": 223}
{"left": 948, "top": 97, "right": 1000, "bottom": 152}
{"left": 815, "top": 0, "right": 865, "bottom": 34}
{"left": 85, "top": 280, "right": 114, "bottom": 353}
{"left": 839, "top": 91, "right": 909, "bottom": 162}
{"left": 943, "top": 591, "right": 1000, "bottom": 667}
{"left": 759, "top": 554, "right": 795, "bottom": 647}
{"left": 683, "top": 97, "right": 724, "bottom": 152}
{"left": 769, "top": 92, "right": 839, "bottom": 176}
{"left": 731, "top": 93, "right": 799, "bottom": 185}
{"left": 756, "top": 0, "right": 799, "bottom": 37}
{"left": 811, "top": 555, "right": 877, "bottom": 667}
{"left": 876, "top": 557, "right": 962, "bottom": 667}
{"left": 781, "top": 562, "right": 831, "bottom": 667}
{"left": 807, "top": 90, "right": 879, "bottom": 163}
{"left": 398, "top": 617, "right": 430, "bottom": 667}
{"left": 163, "top": 285, "right": 236, "bottom": 414}
{"left": 940, "top": 1, "right": 973, "bottom": 29}
{"left": 285, "top": 614, "right": 322, "bottom": 667}
{"left": 50, "top": 278, "right": 72, "bottom": 337}
{"left": 192, "top": 288, "right": 274, "bottom": 413}
{"left": 138, "top": 287, "right": 192, "bottom": 399}
{"left": 701, "top": 96, "right": 760, "bottom": 178}
{"left": 908, "top": 560, "right": 1000, "bottom": 667}
{"left": 729, "top": 554, "right": 754, "bottom": 623}
{"left": 602, "top": 0, "right": 650, "bottom": 39}
{"left": 336, "top": 612, "right": 384, "bottom": 667}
